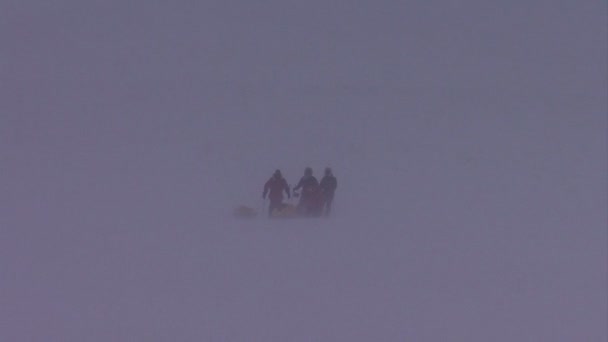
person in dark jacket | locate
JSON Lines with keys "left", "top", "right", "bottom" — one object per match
{"left": 293, "top": 167, "right": 322, "bottom": 216}
{"left": 263, "top": 169, "right": 290, "bottom": 217}
{"left": 319, "top": 167, "right": 337, "bottom": 217}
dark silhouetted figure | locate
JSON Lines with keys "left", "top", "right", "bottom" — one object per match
{"left": 293, "top": 167, "right": 322, "bottom": 217}
{"left": 320, "top": 167, "right": 338, "bottom": 217}
{"left": 263, "top": 170, "right": 290, "bottom": 217}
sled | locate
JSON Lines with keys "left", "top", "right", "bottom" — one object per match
{"left": 234, "top": 189, "right": 325, "bottom": 219}
{"left": 233, "top": 205, "right": 258, "bottom": 218}
{"left": 270, "top": 203, "right": 298, "bottom": 218}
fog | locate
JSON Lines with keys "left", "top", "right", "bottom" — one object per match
{"left": 1, "top": 1, "right": 606, "bottom": 341}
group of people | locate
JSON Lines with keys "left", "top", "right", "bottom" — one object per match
{"left": 262, "top": 167, "right": 338, "bottom": 218}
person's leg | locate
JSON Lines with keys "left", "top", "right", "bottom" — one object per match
{"left": 268, "top": 201, "right": 276, "bottom": 217}
{"left": 325, "top": 195, "right": 333, "bottom": 217}
{"left": 296, "top": 196, "right": 306, "bottom": 215}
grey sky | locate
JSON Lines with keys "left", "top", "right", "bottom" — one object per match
{"left": 1, "top": 1, "right": 606, "bottom": 341}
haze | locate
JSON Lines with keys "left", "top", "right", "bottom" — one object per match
{"left": 1, "top": 1, "right": 606, "bottom": 341}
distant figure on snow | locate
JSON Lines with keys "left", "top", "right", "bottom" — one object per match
{"left": 263, "top": 169, "right": 290, "bottom": 217}
{"left": 293, "top": 167, "right": 322, "bottom": 216}
{"left": 320, "top": 167, "right": 338, "bottom": 217}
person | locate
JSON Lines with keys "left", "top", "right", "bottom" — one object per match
{"left": 293, "top": 167, "right": 322, "bottom": 216}
{"left": 262, "top": 169, "right": 290, "bottom": 217}
{"left": 319, "top": 167, "right": 337, "bottom": 217}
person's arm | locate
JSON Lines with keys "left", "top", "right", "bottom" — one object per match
{"left": 293, "top": 178, "right": 303, "bottom": 191}
{"left": 262, "top": 180, "right": 270, "bottom": 198}
{"left": 284, "top": 179, "right": 291, "bottom": 198}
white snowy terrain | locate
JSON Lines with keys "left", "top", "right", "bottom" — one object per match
{"left": 1, "top": 1, "right": 606, "bottom": 341}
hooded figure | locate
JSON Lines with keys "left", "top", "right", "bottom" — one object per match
{"left": 293, "top": 167, "right": 322, "bottom": 216}
{"left": 263, "top": 169, "right": 290, "bottom": 217}
{"left": 319, "top": 167, "right": 338, "bottom": 216}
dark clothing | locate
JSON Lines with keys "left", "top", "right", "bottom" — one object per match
{"left": 263, "top": 176, "right": 290, "bottom": 201}
{"left": 293, "top": 175, "right": 322, "bottom": 216}
{"left": 263, "top": 176, "right": 290, "bottom": 217}
{"left": 294, "top": 175, "right": 318, "bottom": 189}
{"left": 320, "top": 174, "right": 337, "bottom": 216}
{"left": 320, "top": 175, "right": 337, "bottom": 195}
{"left": 322, "top": 194, "right": 334, "bottom": 216}
{"left": 293, "top": 175, "right": 319, "bottom": 198}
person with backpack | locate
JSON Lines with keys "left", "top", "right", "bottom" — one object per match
{"left": 319, "top": 167, "right": 338, "bottom": 217}
{"left": 262, "top": 169, "right": 290, "bottom": 217}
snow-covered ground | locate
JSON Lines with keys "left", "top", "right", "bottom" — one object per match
{"left": 2, "top": 1, "right": 606, "bottom": 341}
